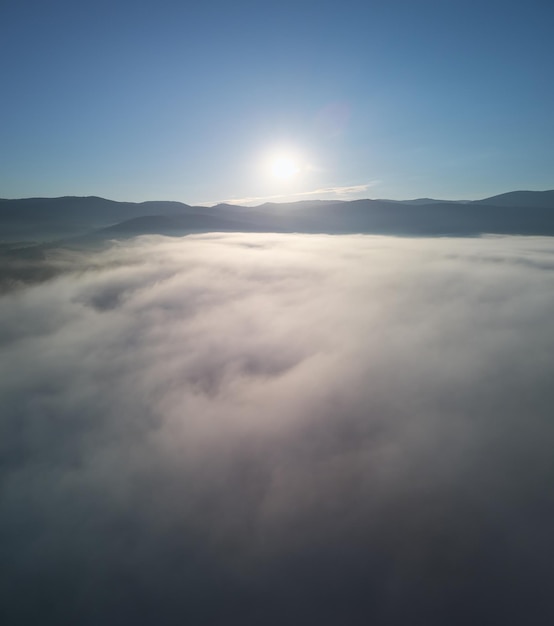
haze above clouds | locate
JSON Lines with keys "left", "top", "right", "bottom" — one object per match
{"left": 2, "top": 232, "right": 554, "bottom": 625}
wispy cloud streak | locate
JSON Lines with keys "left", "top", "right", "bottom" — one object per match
{"left": 201, "top": 181, "right": 380, "bottom": 206}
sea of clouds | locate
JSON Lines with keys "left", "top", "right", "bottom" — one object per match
{"left": 2, "top": 233, "right": 554, "bottom": 625}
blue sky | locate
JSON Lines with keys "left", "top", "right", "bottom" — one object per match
{"left": 1, "top": 0, "right": 553, "bottom": 204}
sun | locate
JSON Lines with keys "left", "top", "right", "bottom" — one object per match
{"left": 269, "top": 155, "right": 301, "bottom": 180}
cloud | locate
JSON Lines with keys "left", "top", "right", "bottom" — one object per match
{"left": 203, "top": 181, "right": 380, "bottom": 206}
{"left": 2, "top": 233, "right": 554, "bottom": 625}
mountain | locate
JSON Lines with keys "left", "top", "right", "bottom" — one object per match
{"left": 97, "top": 213, "right": 271, "bottom": 236}
{"left": 474, "top": 190, "right": 554, "bottom": 208}
{"left": 1, "top": 190, "right": 553, "bottom": 245}
{"left": 0, "top": 196, "right": 197, "bottom": 240}
{"left": 375, "top": 197, "right": 468, "bottom": 205}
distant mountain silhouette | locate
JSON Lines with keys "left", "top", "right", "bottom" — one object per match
{"left": 1, "top": 190, "right": 553, "bottom": 244}
{"left": 475, "top": 190, "right": 554, "bottom": 208}
{"left": 376, "top": 198, "right": 470, "bottom": 205}
{"left": 98, "top": 213, "right": 269, "bottom": 236}
{"left": 0, "top": 196, "right": 199, "bottom": 240}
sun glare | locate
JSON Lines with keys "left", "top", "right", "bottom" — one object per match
{"left": 269, "top": 155, "right": 300, "bottom": 180}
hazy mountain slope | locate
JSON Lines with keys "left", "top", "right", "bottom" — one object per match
{"left": 475, "top": 190, "right": 554, "bottom": 208}
{"left": 98, "top": 213, "right": 276, "bottom": 237}
{"left": 1, "top": 191, "right": 553, "bottom": 244}
{"left": 0, "top": 196, "right": 196, "bottom": 240}
{"left": 374, "top": 198, "right": 468, "bottom": 205}
{"left": 87, "top": 198, "right": 554, "bottom": 238}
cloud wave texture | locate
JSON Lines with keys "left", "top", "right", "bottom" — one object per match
{"left": 2, "top": 233, "right": 554, "bottom": 625}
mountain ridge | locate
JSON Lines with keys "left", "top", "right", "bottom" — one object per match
{"left": 2, "top": 189, "right": 553, "bottom": 208}
{"left": 1, "top": 190, "right": 553, "bottom": 243}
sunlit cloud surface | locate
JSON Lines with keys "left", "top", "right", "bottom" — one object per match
{"left": 2, "top": 233, "right": 554, "bottom": 624}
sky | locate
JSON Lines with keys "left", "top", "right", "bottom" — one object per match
{"left": 1, "top": 0, "right": 553, "bottom": 204}
{"left": 3, "top": 232, "right": 554, "bottom": 624}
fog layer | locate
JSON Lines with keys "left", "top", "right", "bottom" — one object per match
{"left": 2, "top": 233, "right": 554, "bottom": 625}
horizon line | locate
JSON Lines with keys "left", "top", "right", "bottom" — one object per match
{"left": 1, "top": 188, "right": 553, "bottom": 207}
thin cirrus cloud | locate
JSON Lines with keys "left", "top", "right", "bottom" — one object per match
{"left": 203, "top": 182, "right": 380, "bottom": 206}
{"left": 2, "top": 233, "right": 554, "bottom": 625}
